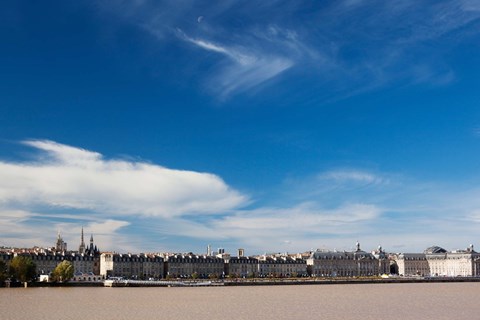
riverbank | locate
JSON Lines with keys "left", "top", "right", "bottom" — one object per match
{"left": 5, "top": 276, "right": 480, "bottom": 288}
{"left": 4, "top": 281, "right": 104, "bottom": 288}
{"left": 223, "top": 276, "right": 480, "bottom": 286}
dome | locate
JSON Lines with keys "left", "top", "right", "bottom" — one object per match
{"left": 424, "top": 246, "right": 447, "bottom": 254}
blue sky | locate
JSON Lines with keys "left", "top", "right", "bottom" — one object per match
{"left": 1, "top": 1, "right": 480, "bottom": 255}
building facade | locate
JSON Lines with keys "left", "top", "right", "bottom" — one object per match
{"left": 100, "top": 253, "right": 164, "bottom": 279}
{"left": 392, "top": 245, "right": 480, "bottom": 276}
{"left": 164, "top": 254, "right": 224, "bottom": 278}
{"left": 15, "top": 251, "right": 100, "bottom": 276}
{"left": 227, "top": 256, "right": 258, "bottom": 278}
{"left": 307, "top": 242, "right": 379, "bottom": 277}
{"left": 257, "top": 256, "right": 307, "bottom": 277}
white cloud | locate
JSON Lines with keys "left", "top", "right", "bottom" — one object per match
{"left": 0, "top": 139, "right": 249, "bottom": 251}
{"left": 217, "top": 203, "right": 381, "bottom": 232}
{"left": 0, "top": 140, "right": 247, "bottom": 217}
{"left": 176, "top": 28, "right": 295, "bottom": 98}
{"left": 320, "top": 170, "right": 386, "bottom": 185}
{"left": 23, "top": 140, "right": 102, "bottom": 165}
{"left": 177, "top": 29, "right": 255, "bottom": 66}
{"left": 0, "top": 206, "right": 133, "bottom": 251}
{"left": 214, "top": 56, "right": 293, "bottom": 99}
{"left": 157, "top": 202, "right": 383, "bottom": 253}
{"left": 0, "top": 210, "right": 32, "bottom": 235}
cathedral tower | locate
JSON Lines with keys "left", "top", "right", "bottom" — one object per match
{"left": 79, "top": 227, "right": 86, "bottom": 254}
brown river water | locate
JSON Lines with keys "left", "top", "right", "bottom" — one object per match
{"left": 1, "top": 282, "right": 478, "bottom": 320}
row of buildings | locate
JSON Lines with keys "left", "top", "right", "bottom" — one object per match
{"left": 2, "top": 231, "right": 480, "bottom": 280}
{"left": 98, "top": 243, "right": 480, "bottom": 279}
{"left": 100, "top": 252, "right": 308, "bottom": 279}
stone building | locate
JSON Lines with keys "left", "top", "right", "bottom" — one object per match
{"left": 392, "top": 245, "right": 480, "bottom": 276}
{"left": 17, "top": 250, "right": 100, "bottom": 276}
{"left": 371, "top": 245, "right": 390, "bottom": 275}
{"left": 227, "top": 256, "right": 258, "bottom": 278}
{"left": 257, "top": 255, "right": 307, "bottom": 277}
{"left": 307, "top": 242, "right": 379, "bottom": 277}
{"left": 164, "top": 254, "right": 224, "bottom": 278}
{"left": 100, "top": 253, "right": 164, "bottom": 279}
{"left": 391, "top": 253, "right": 429, "bottom": 276}
{"left": 70, "top": 252, "right": 100, "bottom": 275}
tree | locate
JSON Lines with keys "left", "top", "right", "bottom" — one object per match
{"left": 0, "top": 260, "right": 8, "bottom": 285}
{"left": 52, "top": 260, "right": 74, "bottom": 282}
{"left": 209, "top": 273, "right": 219, "bottom": 280}
{"left": 9, "top": 256, "right": 36, "bottom": 283}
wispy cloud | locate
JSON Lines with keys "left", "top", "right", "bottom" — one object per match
{"left": 94, "top": 0, "right": 480, "bottom": 101}
{"left": 274, "top": 167, "right": 480, "bottom": 252}
{"left": 281, "top": 169, "right": 392, "bottom": 206}
{"left": 176, "top": 28, "right": 254, "bottom": 65}
{"left": 175, "top": 27, "right": 295, "bottom": 99}
{"left": 320, "top": 169, "right": 387, "bottom": 186}
{"left": 156, "top": 202, "right": 383, "bottom": 253}
{"left": 97, "top": 1, "right": 317, "bottom": 99}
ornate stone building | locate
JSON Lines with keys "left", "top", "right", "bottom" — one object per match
{"left": 371, "top": 246, "right": 390, "bottom": 275}
{"left": 391, "top": 253, "right": 429, "bottom": 276}
{"left": 307, "top": 242, "right": 379, "bottom": 277}
{"left": 392, "top": 245, "right": 480, "bottom": 276}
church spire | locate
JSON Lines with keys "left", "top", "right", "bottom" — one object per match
{"left": 89, "top": 234, "right": 94, "bottom": 251}
{"left": 55, "top": 231, "right": 67, "bottom": 252}
{"left": 79, "top": 227, "right": 86, "bottom": 254}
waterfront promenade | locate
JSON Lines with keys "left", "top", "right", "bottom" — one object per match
{"left": 15, "top": 276, "right": 480, "bottom": 288}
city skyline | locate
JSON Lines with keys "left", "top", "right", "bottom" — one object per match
{"left": 2, "top": 227, "right": 479, "bottom": 257}
{"left": 1, "top": 1, "right": 480, "bottom": 254}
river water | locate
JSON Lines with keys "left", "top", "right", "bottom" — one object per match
{"left": 1, "top": 282, "right": 478, "bottom": 319}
